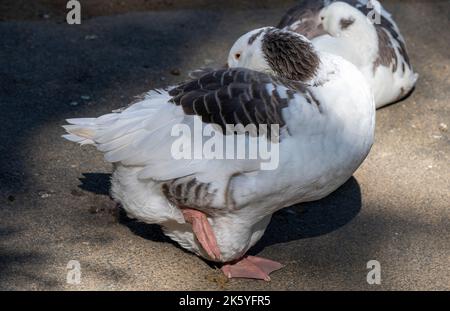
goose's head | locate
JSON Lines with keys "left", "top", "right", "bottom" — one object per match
{"left": 228, "top": 27, "right": 269, "bottom": 73}
{"left": 228, "top": 27, "right": 320, "bottom": 82}
{"left": 318, "top": 1, "right": 370, "bottom": 37}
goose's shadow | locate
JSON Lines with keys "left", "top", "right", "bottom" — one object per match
{"left": 79, "top": 173, "right": 171, "bottom": 245}
{"left": 79, "top": 173, "right": 362, "bottom": 255}
{"left": 250, "top": 176, "right": 361, "bottom": 254}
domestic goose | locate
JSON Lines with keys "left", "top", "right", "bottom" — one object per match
{"left": 63, "top": 28, "right": 375, "bottom": 281}
{"left": 274, "top": 0, "right": 418, "bottom": 108}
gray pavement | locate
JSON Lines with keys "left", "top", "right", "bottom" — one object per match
{"left": 0, "top": 0, "right": 449, "bottom": 290}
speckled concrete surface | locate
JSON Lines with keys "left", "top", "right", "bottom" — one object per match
{"left": 0, "top": 0, "right": 449, "bottom": 290}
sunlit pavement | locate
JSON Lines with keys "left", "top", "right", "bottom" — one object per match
{"left": 0, "top": 0, "right": 448, "bottom": 290}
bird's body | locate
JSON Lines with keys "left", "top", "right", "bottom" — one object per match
{"left": 277, "top": 0, "right": 418, "bottom": 108}
{"left": 64, "top": 28, "right": 375, "bottom": 279}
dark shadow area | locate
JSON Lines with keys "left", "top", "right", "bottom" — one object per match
{"left": 78, "top": 173, "right": 172, "bottom": 244}
{"left": 378, "top": 85, "right": 417, "bottom": 110}
{"left": 123, "top": 219, "right": 173, "bottom": 244}
{"left": 0, "top": 0, "right": 296, "bottom": 22}
{"left": 250, "top": 177, "right": 361, "bottom": 254}
{"left": 78, "top": 172, "right": 361, "bottom": 260}
{"left": 0, "top": 10, "right": 233, "bottom": 288}
{"left": 78, "top": 173, "right": 111, "bottom": 196}
{"left": 0, "top": 8, "right": 228, "bottom": 195}
{"left": 77, "top": 173, "right": 173, "bottom": 248}
{"left": 0, "top": 226, "right": 58, "bottom": 289}
{"left": 1, "top": 0, "right": 448, "bottom": 290}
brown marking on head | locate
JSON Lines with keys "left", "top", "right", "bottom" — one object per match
{"left": 248, "top": 29, "right": 265, "bottom": 45}
{"left": 340, "top": 17, "right": 355, "bottom": 30}
{"left": 262, "top": 29, "right": 320, "bottom": 82}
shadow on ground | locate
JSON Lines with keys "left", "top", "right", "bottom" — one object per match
{"left": 78, "top": 173, "right": 362, "bottom": 256}
{"left": 0, "top": 9, "right": 228, "bottom": 195}
{"left": 253, "top": 177, "right": 361, "bottom": 250}
{"left": 0, "top": 0, "right": 448, "bottom": 290}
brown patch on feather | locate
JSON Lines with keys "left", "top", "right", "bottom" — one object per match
{"left": 278, "top": 0, "right": 413, "bottom": 71}
{"left": 248, "top": 29, "right": 264, "bottom": 45}
{"left": 162, "top": 178, "right": 217, "bottom": 211}
{"left": 169, "top": 68, "right": 295, "bottom": 139}
{"left": 262, "top": 29, "right": 320, "bottom": 82}
{"left": 340, "top": 17, "right": 355, "bottom": 30}
{"left": 373, "top": 27, "right": 398, "bottom": 74}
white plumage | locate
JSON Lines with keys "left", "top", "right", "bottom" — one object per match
{"left": 276, "top": 0, "right": 418, "bottom": 108}
{"left": 63, "top": 28, "right": 375, "bottom": 278}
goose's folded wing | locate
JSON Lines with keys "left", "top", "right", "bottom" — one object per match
{"left": 277, "top": 0, "right": 328, "bottom": 39}
{"left": 168, "top": 68, "right": 302, "bottom": 138}
{"left": 64, "top": 68, "right": 313, "bottom": 209}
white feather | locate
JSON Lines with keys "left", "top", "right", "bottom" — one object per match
{"left": 63, "top": 52, "right": 375, "bottom": 263}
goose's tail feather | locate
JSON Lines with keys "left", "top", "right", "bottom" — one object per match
{"left": 62, "top": 118, "right": 99, "bottom": 145}
{"left": 62, "top": 89, "right": 172, "bottom": 150}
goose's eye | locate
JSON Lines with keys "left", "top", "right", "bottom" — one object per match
{"left": 321, "top": 16, "right": 325, "bottom": 21}
{"left": 235, "top": 53, "right": 241, "bottom": 60}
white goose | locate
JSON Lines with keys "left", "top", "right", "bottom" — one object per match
{"left": 274, "top": 0, "right": 418, "bottom": 108}
{"left": 63, "top": 28, "right": 375, "bottom": 281}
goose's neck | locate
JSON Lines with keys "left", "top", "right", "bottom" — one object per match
{"left": 262, "top": 29, "right": 321, "bottom": 83}
{"left": 339, "top": 20, "right": 378, "bottom": 66}
{"left": 306, "top": 52, "right": 338, "bottom": 87}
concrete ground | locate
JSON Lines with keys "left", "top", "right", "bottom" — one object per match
{"left": 0, "top": 0, "right": 449, "bottom": 290}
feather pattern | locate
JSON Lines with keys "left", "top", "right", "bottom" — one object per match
{"left": 169, "top": 68, "right": 302, "bottom": 138}
{"left": 63, "top": 31, "right": 375, "bottom": 263}
{"left": 277, "top": 0, "right": 418, "bottom": 108}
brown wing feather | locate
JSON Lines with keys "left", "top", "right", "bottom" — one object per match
{"left": 277, "top": 0, "right": 326, "bottom": 30}
{"left": 168, "top": 68, "right": 300, "bottom": 138}
{"left": 277, "top": 0, "right": 328, "bottom": 39}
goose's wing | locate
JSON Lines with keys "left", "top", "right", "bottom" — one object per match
{"left": 64, "top": 68, "right": 312, "bottom": 210}
{"left": 352, "top": 1, "right": 413, "bottom": 70}
{"left": 188, "top": 67, "right": 216, "bottom": 79}
{"left": 277, "top": 0, "right": 328, "bottom": 39}
{"left": 169, "top": 68, "right": 300, "bottom": 138}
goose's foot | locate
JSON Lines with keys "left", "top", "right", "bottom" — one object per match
{"left": 182, "top": 208, "right": 221, "bottom": 261}
{"left": 221, "top": 256, "right": 284, "bottom": 281}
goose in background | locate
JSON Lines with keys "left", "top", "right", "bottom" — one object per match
{"left": 275, "top": 0, "right": 418, "bottom": 108}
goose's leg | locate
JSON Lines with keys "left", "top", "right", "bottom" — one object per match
{"left": 246, "top": 256, "right": 284, "bottom": 275}
{"left": 181, "top": 208, "right": 221, "bottom": 261}
{"left": 221, "top": 256, "right": 284, "bottom": 281}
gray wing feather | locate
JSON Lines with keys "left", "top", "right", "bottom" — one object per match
{"left": 168, "top": 68, "right": 304, "bottom": 138}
